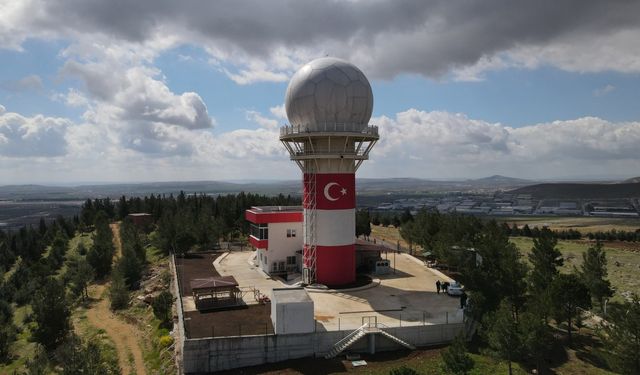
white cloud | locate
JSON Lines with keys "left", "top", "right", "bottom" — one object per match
{"left": 269, "top": 104, "right": 286, "bottom": 120}
{"left": 0, "top": 109, "right": 71, "bottom": 157}
{"left": 2, "top": 102, "right": 639, "bottom": 183}
{"left": 246, "top": 110, "right": 278, "bottom": 130}
{"left": 0, "top": 74, "right": 43, "bottom": 92}
{"left": 222, "top": 67, "right": 289, "bottom": 85}
{"left": 366, "top": 110, "right": 640, "bottom": 179}
{"left": 593, "top": 84, "right": 615, "bottom": 97}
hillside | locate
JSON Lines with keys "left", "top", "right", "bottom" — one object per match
{"left": 510, "top": 182, "right": 640, "bottom": 199}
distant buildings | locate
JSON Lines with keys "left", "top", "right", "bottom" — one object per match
{"left": 370, "top": 193, "right": 640, "bottom": 217}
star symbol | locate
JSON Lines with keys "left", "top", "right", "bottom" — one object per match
{"left": 340, "top": 188, "right": 347, "bottom": 195}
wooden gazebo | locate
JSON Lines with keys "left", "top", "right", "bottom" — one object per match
{"left": 190, "top": 276, "right": 242, "bottom": 310}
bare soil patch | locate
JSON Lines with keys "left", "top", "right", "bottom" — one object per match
{"left": 183, "top": 303, "right": 274, "bottom": 338}
{"left": 217, "top": 347, "right": 443, "bottom": 374}
{"left": 85, "top": 283, "right": 147, "bottom": 375}
{"left": 175, "top": 252, "right": 221, "bottom": 295}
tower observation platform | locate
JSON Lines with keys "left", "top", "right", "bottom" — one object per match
{"left": 280, "top": 57, "right": 379, "bottom": 286}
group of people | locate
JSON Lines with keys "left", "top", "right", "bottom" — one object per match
{"left": 435, "top": 280, "right": 468, "bottom": 309}
{"left": 435, "top": 280, "right": 449, "bottom": 294}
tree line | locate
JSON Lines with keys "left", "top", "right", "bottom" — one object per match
{"left": 504, "top": 222, "right": 640, "bottom": 242}
{"left": 0, "top": 214, "right": 118, "bottom": 372}
{"left": 1, "top": 191, "right": 297, "bottom": 371}
{"left": 396, "top": 209, "right": 638, "bottom": 374}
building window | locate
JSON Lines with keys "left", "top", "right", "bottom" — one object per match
{"left": 286, "top": 256, "right": 297, "bottom": 271}
{"left": 251, "top": 223, "right": 268, "bottom": 240}
{"left": 287, "top": 229, "right": 296, "bottom": 238}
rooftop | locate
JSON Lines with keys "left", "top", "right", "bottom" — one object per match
{"left": 272, "top": 287, "right": 313, "bottom": 304}
{"left": 248, "top": 206, "right": 303, "bottom": 213}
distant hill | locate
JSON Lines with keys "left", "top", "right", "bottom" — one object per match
{"left": 469, "top": 175, "right": 532, "bottom": 184}
{"left": 623, "top": 176, "right": 640, "bottom": 183}
{"left": 0, "top": 176, "right": 536, "bottom": 200}
{"left": 510, "top": 182, "right": 640, "bottom": 199}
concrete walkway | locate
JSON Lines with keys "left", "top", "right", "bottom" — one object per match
{"left": 213, "top": 251, "right": 462, "bottom": 331}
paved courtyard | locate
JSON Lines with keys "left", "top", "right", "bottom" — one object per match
{"left": 216, "top": 250, "right": 463, "bottom": 331}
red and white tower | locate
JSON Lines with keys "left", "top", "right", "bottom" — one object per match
{"left": 280, "top": 58, "right": 378, "bottom": 286}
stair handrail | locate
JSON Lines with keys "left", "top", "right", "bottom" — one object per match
{"left": 334, "top": 323, "right": 368, "bottom": 348}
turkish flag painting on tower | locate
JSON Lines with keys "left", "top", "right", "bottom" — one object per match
{"left": 304, "top": 173, "right": 356, "bottom": 210}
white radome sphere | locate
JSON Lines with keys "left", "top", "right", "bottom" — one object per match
{"left": 285, "top": 57, "right": 373, "bottom": 131}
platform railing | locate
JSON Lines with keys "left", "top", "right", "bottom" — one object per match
{"left": 280, "top": 123, "right": 379, "bottom": 136}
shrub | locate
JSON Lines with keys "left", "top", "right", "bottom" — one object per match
{"left": 159, "top": 335, "right": 173, "bottom": 348}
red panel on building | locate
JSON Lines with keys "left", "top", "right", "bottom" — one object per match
{"left": 304, "top": 244, "right": 355, "bottom": 286}
{"left": 245, "top": 210, "right": 303, "bottom": 224}
{"left": 304, "top": 173, "right": 356, "bottom": 210}
{"left": 249, "top": 236, "right": 268, "bottom": 249}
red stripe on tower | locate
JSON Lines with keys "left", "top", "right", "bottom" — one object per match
{"left": 304, "top": 173, "right": 355, "bottom": 210}
{"left": 303, "top": 172, "right": 356, "bottom": 286}
{"left": 306, "top": 244, "right": 356, "bottom": 286}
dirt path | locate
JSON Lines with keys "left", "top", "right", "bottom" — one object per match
{"left": 110, "top": 223, "right": 123, "bottom": 258}
{"left": 84, "top": 223, "right": 147, "bottom": 375}
{"left": 86, "top": 284, "right": 147, "bottom": 375}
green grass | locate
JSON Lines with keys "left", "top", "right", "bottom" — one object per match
{"left": 56, "top": 232, "right": 93, "bottom": 279}
{"left": 0, "top": 305, "right": 35, "bottom": 374}
{"left": 1, "top": 231, "right": 97, "bottom": 373}
{"left": 73, "top": 307, "right": 121, "bottom": 373}
{"left": 145, "top": 244, "right": 166, "bottom": 265}
{"left": 347, "top": 352, "right": 528, "bottom": 374}
{"left": 510, "top": 237, "right": 640, "bottom": 303}
{"left": 371, "top": 224, "right": 421, "bottom": 251}
{"left": 498, "top": 216, "right": 640, "bottom": 234}
{"left": 120, "top": 291, "right": 175, "bottom": 375}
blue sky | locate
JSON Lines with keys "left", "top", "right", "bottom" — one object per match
{"left": 1, "top": 1, "right": 639, "bottom": 184}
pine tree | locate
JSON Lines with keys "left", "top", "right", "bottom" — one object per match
{"left": 32, "top": 277, "right": 71, "bottom": 350}
{"left": 0, "top": 298, "right": 16, "bottom": 360}
{"left": 550, "top": 273, "right": 591, "bottom": 343}
{"left": 600, "top": 294, "right": 640, "bottom": 374}
{"left": 87, "top": 212, "right": 115, "bottom": 278}
{"left": 25, "top": 344, "right": 49, "bottom": 375}
{"left": 520, "top": 309, "right": 552, "bottom": 374}
{"left": 485, "top": 300, "right": 522, "bottom": 375}
{"left": 441, "top": 332, "right": 474, "bottom": 374}
{"left": 580, "top": 241, "right": 613, "bottom": 311}
{"left": 528, "top": 228, "right": 563, "bottom": 294}
{"left": 355, "top": 209, "right": 371, "bottom": 237}
{"left": 66, "top": 256, "right": 94, "bottom": 301}
{"left": 152, "top": 291, "right": 174, "bottom": 327}
{"left": 109, "top": 270, "right": 129, "bottom": 310}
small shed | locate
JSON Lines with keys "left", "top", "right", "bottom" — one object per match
{"left": 271, "top": 288, "right": 314, "bottom": 334}
{"left": 127, "top": 213, "right": 153, "bottom": 228}
{"left": 190, "top": 276, "right": 242, "bottom": 310}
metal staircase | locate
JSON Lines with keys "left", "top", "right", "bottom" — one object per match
{"left": 324, "top": 317, "right": 416, "bottom": 359}
{"left": 379, "top": 330, "right": 416, "bottom": 350}
{"left": 324, "top": 324, "right": 368, "bottom": 359}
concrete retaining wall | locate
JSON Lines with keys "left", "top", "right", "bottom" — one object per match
{"left": 183, "top": 323, "right": 464, "bottom": 373}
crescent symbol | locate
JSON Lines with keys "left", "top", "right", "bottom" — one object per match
{"left": 323, "top": 182, "right": 340, "bottom": 202}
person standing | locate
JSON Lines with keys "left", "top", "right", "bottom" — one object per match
{"left": 460, "top": 292, "right": 467, "bottom": 309}
{"left": 436, "top": 280, "right": 441, "bottom": 294}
